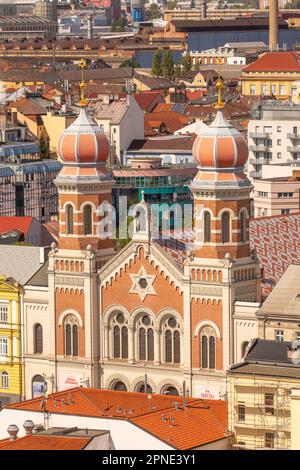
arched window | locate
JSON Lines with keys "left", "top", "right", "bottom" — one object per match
{"left": 136, "top": 383, "right": 153, "bottom": 393}
{"left": 1, "top": 371, "right": 8, "bottom": 389}
{"left": 32, "top": 374, "right": 45, "bottom": 398}
{"left": 240, "top": 210, "right": 247, "bottom": 243}
{"left": 83, "top": 205, "right": 92, "bottom": 235}
{"left": 204, "top": 211, "right": 211, "bottom": 243}
{"left": 112, "top": 380, "right": 127, "bottom": 391}
{"left": 64, "top": 316, "right": 79, "bottom": 357}
{"left": 112, "top": 313, "right": 128, "bottom": 359}
{"left": 162, "top": 317, "right": 181, "bottom": 364}
{"left": 34, "top": 323, "right": 43, "bottom": 354}
{"left": 201, "top": 327, "right": 216, "bottom": 370}
{"left": 137, "top": 314, "right": 154, "bottom": 362}
{"left": 163, "top": 386, "right": 179, "bottom": 396}
{"left": 66, "top": 204, "right": 74, "bottom": 235}
{"left": 221, "top": 211, "right": 230, "bottom": 243}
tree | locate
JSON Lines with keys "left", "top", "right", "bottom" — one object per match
{"left": 182, "top": 52, "right": 192, "bottom": 74}
{"left": 39, "top": 135, "right": 50, "bottom": 159}
{"left": 152, "top": 48, "right": 163, "bottom": 78}
{"left": 163, "top": 50, "right": 174, "bottom": 80}
{"left": 110, "top": 16, "right": 126, "bottom": 32}
{"left": 120, "top": 58, "right": 140, "bottom": 68}
{"left": 146, "top": 4, "right": 163, "bottom": 20}
{"left": 175, "top": 63, "right": 182, "bottom": 79}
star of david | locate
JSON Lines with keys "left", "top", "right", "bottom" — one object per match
{"left": 129, "top": 266, "right": 156, "bottom": 302}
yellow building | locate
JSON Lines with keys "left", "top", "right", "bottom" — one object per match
{"left": 227, "top": 338, "right": 300, "bottom": 450}
{"left": 241, "top": 51, "right": 300, "bottom": 99}
{"left": 0, "top": 276, "right": 24, "bottom": 406}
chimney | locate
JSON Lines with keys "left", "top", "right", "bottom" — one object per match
{"left": 269, "top": 0, "right": 278, "bottom": 51}
{"left": 7, "top": 425, "right": 19, "bottom": 441}
{"left": 23, "top": 420, "right": 35, "bottom": 436}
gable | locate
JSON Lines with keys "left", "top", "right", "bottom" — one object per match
{"left": 101, "top": 242, "right": 184, "bottom": 316}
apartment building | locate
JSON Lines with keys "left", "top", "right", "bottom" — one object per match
{"left": 253, "top": 170, "right": 300, "bottom": 217}
{"left": 248, "top": 100, "right": 300, "bottom": 179}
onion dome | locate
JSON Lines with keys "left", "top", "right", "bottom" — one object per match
{"left": 192, "top": 111, "right": 248, "bottom": 169}
{"left": 58, "top": 107, "right": 109, "bottom": 164}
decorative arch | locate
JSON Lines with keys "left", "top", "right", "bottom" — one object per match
{"left": 155, "top": 308, "right": 183, "bottom": 331}
{"left": 131, "top": 376, "right": 156, "bottom": 394}
{"left": 105, "top": 374, "right": 131, "bottom": 391}
{"left": 103, "top": 305, "right": 130, "bottom": 328}
{"left": 194, "top": 320, "right": 221, "bottom": 338}
{"left": 128, "top": 306, "right": 155, "bottom": 328}
{"left": 158, "top": 378, "right": 182, "bottom": 396}
{"left": 58, "top": 309, "right": 83, "bottom": 328}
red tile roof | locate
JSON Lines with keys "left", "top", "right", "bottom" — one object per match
{"left": 0, "top": 216, "right": 33, "bottom": 236}
{"left": 0, "top": 435, "right": 91, "bottom": 450}
{"left": 134, "top": 92, "right": 164, "bottom": 112}
{"left": 243, "top": 51, "right": 300, "bottom": 73}
{"left": 6, "top": 387, "right": 228, "bottom": 450}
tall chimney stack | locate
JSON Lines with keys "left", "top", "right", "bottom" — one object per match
{"left": 269, "top": 0, "right": 278, "bottom": 51}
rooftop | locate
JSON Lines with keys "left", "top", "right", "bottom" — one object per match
{"left": 243, "top": 51, "right": 300, "bottom": 73}
{"left": 5, "top": 387, "right": 228, "bottom": 450}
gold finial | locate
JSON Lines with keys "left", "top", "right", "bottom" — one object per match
{"left": 215, "top": 57, "right": 224, "bottom": 109}
{"left": 79, "top": 58, "right": 87, "bottom": 107}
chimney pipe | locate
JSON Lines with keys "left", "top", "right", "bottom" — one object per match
{"left": 269, "top": 0, "right": 278, "bottom": 51}
{"left": 23, "top": 420, "right": 35, "bottom": 436}
{"left": 7, "top": 424, "right": 19, "bottom": 441}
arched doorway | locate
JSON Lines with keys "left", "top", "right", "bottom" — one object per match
{"left": 112, "top": 380, "right": 127, "bottom": 392}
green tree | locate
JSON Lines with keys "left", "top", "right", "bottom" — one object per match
{"left": 182, "top": 52, "right": 192, "bottom": 74}
{"left": 152, "top": 48, "right": 163, "bottom": 78}
{"left": 146, "top": 4, "right": 162, "bottom": 20}
{"left": 120, "top": 58, "right": 140, "bottom": 68}
{"left": 163, "top": 50, "right": 174, "bottom": 80}
{"left": 39, "top": 135, "right": 50, "bottom": 159}
{"left": 175, "top": 63, "right": 182, "bottom": 79}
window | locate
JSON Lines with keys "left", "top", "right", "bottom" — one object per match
{"left": 1, "top": 371, "right": 9, "bottom": 389}
{"left": 0, "top": 337, "right": 8, "bottom": 356}
{"left": 265, "top": 433, "right": 275, "bottom": 449}
{"left": 163, "top": 386, "right": 179, "bottom": 396}
{"left": 66, "top": 204, "right": 74, "bottom": 235}
{"left": 221, "top": 212, "right": 230, "bottom": 243}
{"left": 163, "top": 317, "right": 181, "bottom": 364}
{"left": 241, "top": 341, "right": 249, "bottom": 358}
{"left": 265, "top": 393, "right": 274, "bottom": 415}
{"left": 277, "top": 139, "right": 281, "bottom": 145}
{"left": 203, "top": 211, "right": 211, "bottom": 243}
{"left": 201, "top": 327, "right": 216, "bottom": 369}
{"left": 34, "top": 324, "right": 43, "bottom": 354}
{"left": 277, "top": 152, "right": 282, "bottom": 159}
{"left": 112, "top": 313, "right": 128, "bottom": 359}
{"left": 275, "top": 329, "right": 284, "bottom": 342}
{"left": 83, "top": 205, "right": 92, "bottom": 235}
{"left": 0, "top": 304, "right": 8, "bottom": 323}
{"left": 296, "top": 331, "right": 300, "bottom": 342}
{"left": 112, "top": 381, "right": 127, "bottom": 391}
{"left": 277, "top": 126, "right": 282, "bottom": 133}
{"left": 271, "top": 84, "right": 276, "bottom": 95}
{"left": 240, "top": 211, "right": 247, "bottom": 243}
{"left": 250, "top": 85, "right": 256, "bottom": 95}
{"left": 64, "top": 316, "right": 79, "bottom": 357}
{"left": 258, "top": 191, "right": 268, "bottom": 197}
{"left": 279, "top": 85, "right": 286, "bottom": 96}
{"left": 262, "top": 84, "right": 267, "bottom": 95}
{"left": 278, "top": 192, "right": 293, "bottom": 198}
{"left": 281, "top": 209, "right": 290, "bottom": 215}
{"left": 137, "top": 315, "right": 154, "bottom": 361}
{"left": 238, "top": 403, "right": 245, "bottom": 422}
{"left": 136, "top": 383, "right": 153, "bottom": 393}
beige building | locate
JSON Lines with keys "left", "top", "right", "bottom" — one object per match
{"left": 248, "top": 100, "right": 300, "bottom": 179}
{"left": 253, "top": 170, "right": 300, "bottom": 217}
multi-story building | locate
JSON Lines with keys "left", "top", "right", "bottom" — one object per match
{"left": 241, "top": 52, "right": 300, "bottom": 99}
{"left": 253, "top": 169, "right": 300, "bottom": 217}
{"left": 247, "top": 100, "right": 300, "bottom": 179}
{"left": 228, "top": 337, "right": 300, "bottom": 450}
{"left": 0, "top": 276, "right": 24, "bottom": 406}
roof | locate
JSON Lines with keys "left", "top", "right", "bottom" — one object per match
{"left": 90, "top": 98, "right": 129, "bottom": 124}
{"left": 257, "top": 264, "right": 300, "bottom": 317}
{"left": 26, "top": 261, "right": 48, "bottom": 287}
{"left": 144, "top": 111, "right": 192, "bottom": 134}
{"left": 246, "top": 338, "right": 292, "bottom": 363}
{"left": 0, "top": 434, "right": 92, "bottom": 450}
{"left": 170, "top": 17, "right": 288, "bottom": 31}
{"left": 134, "top": 92, "right": 164, "bottom": 112}
{"left": 6, "top": 387, "right": 228, "bottom": 450}
{"left": 134, "top": 74, "right": 175, "bottom": 90}
{"left": 0, "top": 245, "right": 49, "bottom": 285}
{"left": 249, "top": 213, "right": 300, "bottom": 298}
{"left": 58, "top": 68, "right": 132, "bottom": 83}
{"left": 0, "top": 216, "right": 33, "bottom": 236}
{"left": 128, "top": 135, "right": 196, "bottom": 153}
{"left": 243, "top": 51, "right": 300, "bottom": 73}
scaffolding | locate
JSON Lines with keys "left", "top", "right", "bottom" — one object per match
{"left": 228, "top": 374, "right": 291, "bottom": 450}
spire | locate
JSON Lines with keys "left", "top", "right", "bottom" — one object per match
{"left": 215, "top": 57, "right": 224, "bottom": 110}
{"left": 79, "top": 58, "right": 87, "bottom": 107}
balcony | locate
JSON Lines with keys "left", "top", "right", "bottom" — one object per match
{"left": 248, "top": 157, "right": 271, "bottom": 165}
{"left": 288, "top": 145, "right": 300, "bottom": 153}
{"left": 287, "top": 132, "right": 300, "bottom": 139}
{"left": 249, "top": 132, "right": 269, "bottom": 139}
{"left": 248, "top": 144, "right": 270, "bottom": 152}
